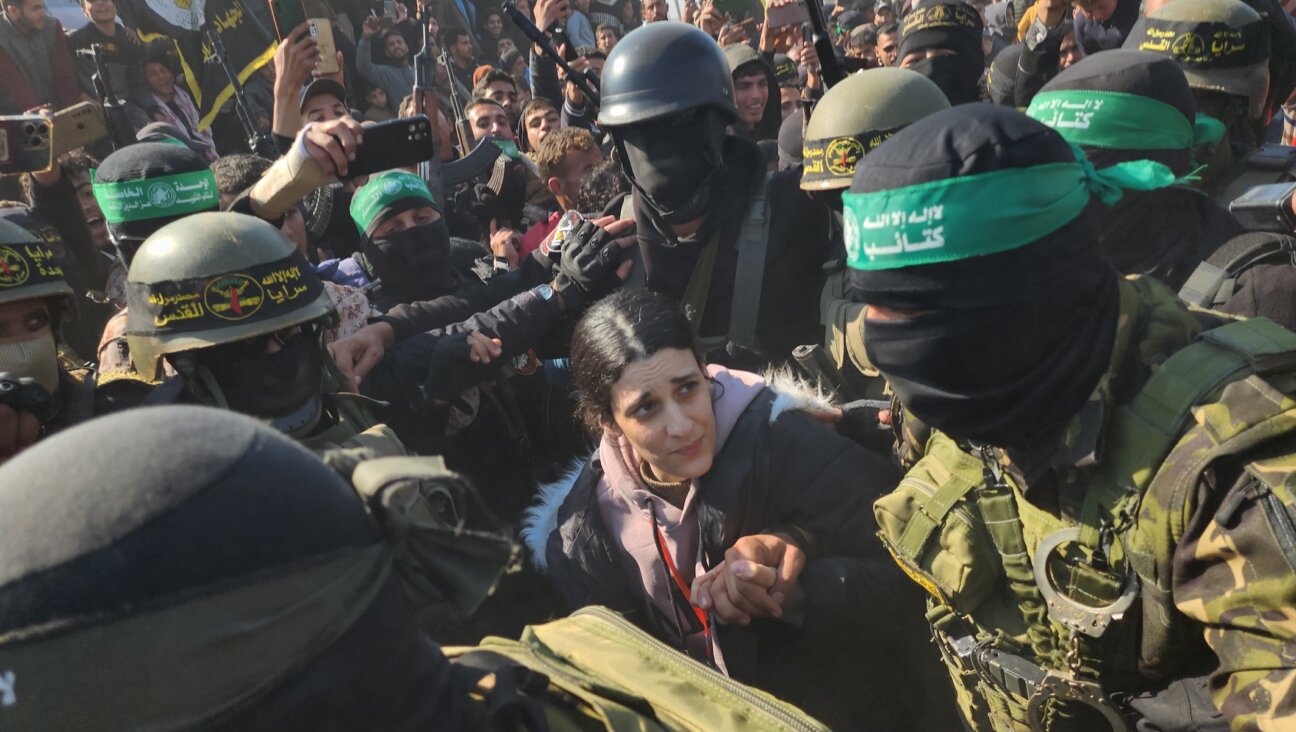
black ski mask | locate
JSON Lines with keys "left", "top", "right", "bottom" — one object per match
{"left": 847, "top": 104, "right": 1121, "bottom": 449}
{"left": 614, "top": 107, "right": 730, "bottom": 225}
{"left": 362, "top": 220, "right": 455, "bottom": 303}
{"left": 197, "top": 324, "right": 325, "bottom": 419}
{"left": 896, "top": 2, "right": 985, "bottom": 106}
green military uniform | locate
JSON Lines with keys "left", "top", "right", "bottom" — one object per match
{"left": 123, "top": 211, "right": 405, "bottom": 459}
{"left": 846, "top": 103, "right": 1296, "bottom": 730}
{"left": 873, "top": 276, "right": 1296, "bottom": 730}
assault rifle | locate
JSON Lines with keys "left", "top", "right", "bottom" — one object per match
{"left": 205, "top": 27, "right": 277, "bottom": 158}
{"left": 804, "top": 0, "right": 846, "bottom": 88}
{"left": 501, "top": 1, "right": 599, "bottom": 105}
{"left": 78, "top": 44, "right": 134, "bottom": 150}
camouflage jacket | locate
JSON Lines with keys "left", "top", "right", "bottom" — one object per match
{"left": 875, "top": 276, "right": 1296, "bottom": 731}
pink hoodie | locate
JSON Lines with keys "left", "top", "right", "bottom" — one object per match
{"left": 593, "top": 366, "right": 767, "bottom": 651}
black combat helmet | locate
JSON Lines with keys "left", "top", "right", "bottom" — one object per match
{"left": 597, "top": 23, "right": 738, "bottom": 128}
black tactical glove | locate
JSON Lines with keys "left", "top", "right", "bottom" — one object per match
{"left": 420, "top": 333, "right": 493, "bottom": 405}
{"left": 0, "top": 372, "right": 56, "bottom": 424}
{"left": 552, "top": 220, "right": 625, "bottom": 313}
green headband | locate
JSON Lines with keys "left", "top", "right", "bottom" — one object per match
{"left": 843, "top": 147, "right": 1178, "bottom": 271}
{"left": 0, "top": 545, "right": 391, "bottom": 729}
{"left": 91, "top": 168, "right": 219, "bottom": 224}
{"left": 350, "top": 171, "right": 439, "bottom": 235}
{"left": 1026, "top": 90, "right": 1225, "bottom": 151}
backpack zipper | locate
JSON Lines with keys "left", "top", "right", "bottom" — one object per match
{"left": 572, "top": 606, "right": 829, "bottom": 732}
{"left": 1214, "top": 478, "right": 1296, "bottom": 571}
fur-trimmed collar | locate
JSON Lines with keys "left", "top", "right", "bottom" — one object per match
{"left": 521, "top": 368, "right": 831, "bottom": 570}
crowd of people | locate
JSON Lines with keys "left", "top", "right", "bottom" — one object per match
{"left": 6, "top": 0, "right": 1296, "bottom": 727}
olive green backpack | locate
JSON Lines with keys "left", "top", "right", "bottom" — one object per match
{"left": 444, "top": 606, "right": 830, "bottom": 732}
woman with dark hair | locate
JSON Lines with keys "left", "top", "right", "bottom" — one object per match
{"left": 522, "top": 289, "right": 953, "bottom": 731}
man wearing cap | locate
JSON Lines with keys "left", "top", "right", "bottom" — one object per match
{"left": 724, "top": 43, "right": 782, "bottom": 141}
{"left": 301, "top": 78, "right": 352, "bottom": 125}
{"left": 897, "top": 0, "right": 987, "bottom": 105}
{"left": 849, "top": 102, "right": 1296, "bottom": 731}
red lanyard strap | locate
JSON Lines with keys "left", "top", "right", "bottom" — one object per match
{"left": 649, "top": 511, "right": 714, "bottom": 661}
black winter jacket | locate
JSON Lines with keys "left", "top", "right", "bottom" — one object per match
{"left": 527, "top": 381, "right": 956, "bottom": 731}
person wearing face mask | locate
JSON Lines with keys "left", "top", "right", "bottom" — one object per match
{"left": 797, "top": 68, "right": 949, "bottom": 442}
{"left": 848, "top": 102, "right": 1296, "bottom": 731}
{"left": 123, "top": 211, "right": 408, "bottom": 458}
{"left": 319, "top": 170, "right": 555, "bottom": 312}
{"left": 596, "top": 23, "right": 832, "bottom": 370}
{"left": 1026, "top": 50, "right": 1240, "bottom": 292}
{"left": 0, "top": 218, "right": 94, "bottom": 466}
{"left": 897, "top": 0, "right": 987, "bottom": 105}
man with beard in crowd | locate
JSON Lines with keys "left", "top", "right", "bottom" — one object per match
{"left": 359, "top": 17, "right": 416, "bottom": 116}
{"left": 596, "top": 23, "right": 830, "bottom": 369}
{"left": 897, "top": 0, "right": 986, "bottom": 105}
{"left": 0, "top": 0, "right": 79, "bottom": 112}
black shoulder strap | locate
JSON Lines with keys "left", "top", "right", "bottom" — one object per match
{"left": 1179, "top": 232, "right": 1296, "bottom": 308}
{"left": 727, "top": 172, "right": 773, "bottom": 351}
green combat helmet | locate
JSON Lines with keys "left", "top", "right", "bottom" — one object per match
{"left": 800, "top": 67, "right": 951, "bottom": 192}
{"left": 805, "top": 69, "right": 950, "bottom": 436}
{"left": 1126, "top": 0, "right": 1270, "bottom": 121}
{"left": 0, "top": 218, "right": 73, "bottom": 309}
{"left": 123, "top": 211, "right": 332, "bottom": 377}
{"left": 124, "top": 211, "right": 405, "bottom": 457}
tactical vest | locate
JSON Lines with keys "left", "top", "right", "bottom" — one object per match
{"left": 874, "top": 302, "right": 1296, "bottom": 731}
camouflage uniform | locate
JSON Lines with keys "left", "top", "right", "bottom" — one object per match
{"left": 876, "top": 275, "right": 1296, "bottom": 731}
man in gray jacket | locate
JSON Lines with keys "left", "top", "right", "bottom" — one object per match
{"left": 357, "top": 14, "right": 414, "bottom": 112}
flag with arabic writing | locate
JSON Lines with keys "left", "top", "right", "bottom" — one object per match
{"left": 117, "top": 0, "right": 275, "bottom": 130}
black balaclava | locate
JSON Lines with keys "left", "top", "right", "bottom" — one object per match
{"left": 614, "top": 106, "right": 732, "bottom": 225}
{"left": 849, "top": 104, "right": 1120, "bottom": 449}
{"left": 363, "top": 219, "right": 455, "bottom": 303}
{"left": 1040, "top": 49, "right": 1197, "bottom": 174}
{"left": 94, "top": 142, "right": 218, "bottom": 266}
{"left": 193, "top": 323, "right": 325, "bottom": 420}
{"left": 0, "top": 406, "right": 478, "bottom": 729}
{"left": 356, "top": 180, "right": 456, "bottom": 304}
{"left": 897, "top": 1, "right": 986, "bottom": 105}
{"left": 1038, "top": 49, "right": 1214, "bottom": 288}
